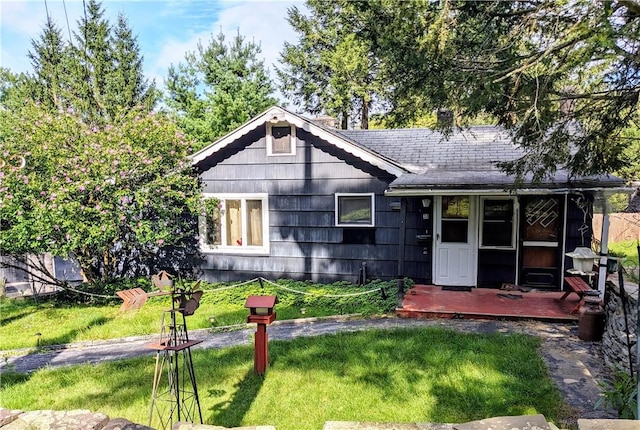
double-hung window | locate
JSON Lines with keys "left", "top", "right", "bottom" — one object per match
{"left": 479, "top": 197, "right": 516, "bottom": 249}
{"left": 335, "top": 193, "right": 375, "bottom": 227}
{"left": 200, "top": 193, "right": 269, "bottom": 254}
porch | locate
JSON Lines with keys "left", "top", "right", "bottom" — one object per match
{"left": 397, "top": 284, "right": 582, "bottom": 322}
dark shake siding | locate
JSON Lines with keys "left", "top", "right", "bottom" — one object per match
{"left": 198, "top": 128, "right": 416, "bottom": 283}
{"left": 564, "top": 193, "right": 595, "bottom": 268}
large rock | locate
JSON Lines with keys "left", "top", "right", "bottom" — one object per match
{"left": 578, "top": 418, "right": 640, "bottom": 430}
{"left": 453, "top": 414, "right": 551, "bottom": 430}
{"left": 0, "top": 409, "right": 110, "bottom": 429}
{"left": 323, "top": 423, "right": 454, "bottom": 429}
{"left": 173, "top": 424, "right": 275, "bottom": 430}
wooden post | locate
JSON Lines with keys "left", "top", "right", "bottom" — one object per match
{"left": 397, "top": 198, "right": 407, "bottom": 308}
{"left": 597, "top": 198, "right": 610, "bottom": 298}
{"left": 254, "top": 323, "right": 269, "bottom": 375}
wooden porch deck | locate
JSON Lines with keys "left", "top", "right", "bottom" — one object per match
{"left": 396, "top": 285, "right": 582, "bottom": 322}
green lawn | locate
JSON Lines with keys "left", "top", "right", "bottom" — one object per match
{"left": 0, "top": 327, "right": 569, "bottom": 430}
{"left": 608, "top": 240, "right": 640, "bottom": 283}
{"left": 0, "top": 279, "right": 398, "bottom": 350}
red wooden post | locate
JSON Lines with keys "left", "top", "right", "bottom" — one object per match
{"left": 254, "top": 323, "right": 268, "bottom": 375}
{"left": 244, "top": 295, "right": 278, "bottom": 375}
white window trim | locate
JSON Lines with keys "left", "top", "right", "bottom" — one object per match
{"left": 479, "top": 196, "right": 517, "bottom": 250}
{"left": 266, "top": 122, "right": 297, "bottom": 156}
{"left": 335, "top": 193, "right": 375, "bottom": 227}
{"left": 200, "top": 193, "right": 270, "bottom": 255}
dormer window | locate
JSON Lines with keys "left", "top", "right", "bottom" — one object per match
{"left": 266, "top": 122, "right": 296, "bottom": 156}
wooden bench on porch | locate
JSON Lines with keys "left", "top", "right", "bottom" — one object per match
{"left": 561, "top": 276, "right": 599, "bottom": 314}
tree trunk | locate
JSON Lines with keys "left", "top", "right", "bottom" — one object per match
{"left": 341, "top": 110, "right": 348, "bottom": 129}
{"left": 361, "top": 97, "right": 369, "bottom": 130}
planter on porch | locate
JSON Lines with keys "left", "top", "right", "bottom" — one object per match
{"left": 566, "top": 247, "right": 598, "bottom": 273}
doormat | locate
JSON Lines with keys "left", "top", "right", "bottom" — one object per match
{"left": 442, "top": 286, "right": 472, "bottom": 292}
{"left": 497, "top": 293, "right": 524, "bottom": 300}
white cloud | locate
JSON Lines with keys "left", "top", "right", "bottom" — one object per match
{"left": 1, "top": 0, "right": 304, "bottom": 104}
{"left": 149, "top": 1, "right": 302, "bottom": 98}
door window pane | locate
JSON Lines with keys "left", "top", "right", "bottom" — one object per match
{"left": 442, "top": 220, "right": 468, "bottom": 242}
{"left": 441, "top": 196, "right": 469, "bottom": 243}
{"left": 442, "top": 196, "right": 469, "bottom": 219}
{"left": 524, "top": 197, "right": 559, "bottom": 241}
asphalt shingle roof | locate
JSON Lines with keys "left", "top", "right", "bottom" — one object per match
{"left": 334, "top": 126, "right": 625, "bottom": 190}
{"left": 337, "top": 126, "right": 523, "bottom": 173}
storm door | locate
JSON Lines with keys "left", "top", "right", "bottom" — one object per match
{"left": 519, "top": 196, "right": 563, "bottom": 287}
{"left": 433, "top": 195, "right": 478, "bottom": 286}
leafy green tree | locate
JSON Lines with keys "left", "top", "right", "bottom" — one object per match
{"left": 0, "top": 68, "right": 32, "bottom": 112}
{"left": 0, "top": 103, "right": 202, "bottom": 285}
{"left": 277, "top": 0, "right": 383, "bottom": 129}
{"left": 165, "top": 31, "right": 278, "bottom": 149}
{"left": 355, "top": 0, "right": 640, "bottom": 179}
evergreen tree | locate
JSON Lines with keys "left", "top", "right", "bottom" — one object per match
{"left": 24, "top": 0, "right": 157, "bottom": 125}
{"left": 27, "top": 16, "right": 71, "bottom": 112}
{"left": 357, "top": 0, "right": 640, "bottom": 179}
{"left": 105, "top": 14, "right": 158, "bottom": 118}
{"left": 165, "top": 30, "right": 278, "bottom": 148}
{"left": 277, "top": 0, "right": 383, "bottom": 129}
{"left": 69, "top": 0, "right": 113, "bottom": 124}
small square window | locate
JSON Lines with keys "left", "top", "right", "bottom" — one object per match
{"left": 335, "top": 193, "right": 375, "bottom": 227}
{"left": 267, "top": 123, "right": 296, "bottom": 156}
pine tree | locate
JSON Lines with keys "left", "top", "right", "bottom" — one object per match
{"left": 24, "top": 0, "right": 157, "bottom": 125}
{"left": 277, "top": 0, "right": 384, "bottom": 129}
{"left": 27, "top": 16, "right": 71, "bottom": 111}
{"left": 106, "top": 13, "right": 158, "bottom": 119}
{"left": 165, "top": 30, "right": 278, "bottom": 149}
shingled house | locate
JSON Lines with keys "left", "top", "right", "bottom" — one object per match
{"left": 191, "top": 106, "right": 626, "bottom": 291}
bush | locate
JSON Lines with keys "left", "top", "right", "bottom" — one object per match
{"left": 597, "top": 370, "right": 638, "bottom": 419}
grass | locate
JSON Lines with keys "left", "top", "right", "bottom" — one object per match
{"left": 0, "top": 279, "right": 398, "bottom": 350}
{"left": 0, "top": 327, "right": 568, "bottom": 430}
{"left": 608, "top": 240, "right": 639, "bottom": 283}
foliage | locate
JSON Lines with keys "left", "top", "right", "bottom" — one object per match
{"left": 616, "top": 124, "right": 640, "bottom": 183}
{"left": 22, "top": 0, "right": 158, "bottom": 125}
{"left": 609, "top": 240, "right": 640, "bottom": 283}
{"left": 368, "top": 0, "right": 640, "bottom": 179}
{"left": 596, "top": 369, "right": 639, "bottom": 419}
{"left": 278, "top": 1, "right": 385, "bottom": 129}
{"left": 0, "top": 279, "right": 402, "bottom": 350}
{"left": 165, "top": 30, "right": 278, "bottom": 150}
{"left": 0, "top": 101, "right": 202, "bottom": 285}
{"left": 0, "top": 328, "right": 567, "bottom": 429}
{"left": 288, "top": 0, "right": 640, "bottom": 178}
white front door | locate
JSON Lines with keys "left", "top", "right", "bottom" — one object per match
{"left": 433, "top": 195, "right": 478, "bottom": 286}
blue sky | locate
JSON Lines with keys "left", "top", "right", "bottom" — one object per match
{"left": 0, "top": 0, "right": 302, "bottom": 98}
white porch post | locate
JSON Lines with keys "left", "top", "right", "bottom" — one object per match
{"left": 596, "top": 195, "right": 610, "bottom": 298}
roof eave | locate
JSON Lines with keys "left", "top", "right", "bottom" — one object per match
{"left": 384, "top": 186, "right": 635, "bottom": 197}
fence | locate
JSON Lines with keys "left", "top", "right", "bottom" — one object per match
{"left": 592, "top": 213, "right": 640, "bottom": 243}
